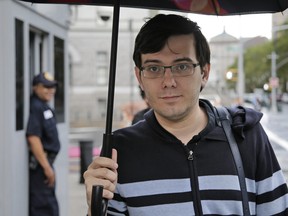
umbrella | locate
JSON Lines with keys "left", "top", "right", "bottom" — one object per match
{"left": 20, "top": 0, "right": 288, "bottom": 15}
{"left": 18, "top": 0, "right": 288, "bottom": 215}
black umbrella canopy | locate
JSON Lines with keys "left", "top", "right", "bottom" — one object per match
{"left": 20, "top": 0, "right": 288, "bottom": 15}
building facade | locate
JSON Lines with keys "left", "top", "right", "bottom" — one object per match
{"left": 209, "top": 30, "right": 239, "bottom": 94}
{"left": 68, "top": 7, "right": 185, "bottom": 129}
{"left": 0, "top": 1, "right": 70, "bottom": 215}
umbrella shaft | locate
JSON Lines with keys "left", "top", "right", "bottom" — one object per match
{"left": 105, "top": 0, "right": 120, "bottom": 135}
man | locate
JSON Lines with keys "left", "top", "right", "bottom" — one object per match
{"left": 26, "top": 72, "right": 60, "bottom": 216}
{"left": 84, "top": 14, "right": 288, "bottom": 215}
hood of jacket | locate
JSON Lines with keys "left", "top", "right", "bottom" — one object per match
{"left": 227, "top": 105, "right": 263, "bottom": 140}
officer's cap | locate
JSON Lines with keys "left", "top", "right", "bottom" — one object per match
{"left": 33, "top": 72, "right": 58, "bottom": 87}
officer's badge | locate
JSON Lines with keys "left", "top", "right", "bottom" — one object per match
{"left": 44, "top": 72, "right": 54, "bottom": 81}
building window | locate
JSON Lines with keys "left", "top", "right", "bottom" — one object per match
{"left": 97, "top": 51, "right": 107, "bottom": 62}
{"left": 98, "top": 98, "right": 107, "bottom": 120}
{"left": 96, "top": 66, "right": 108, "bottom": 85}
{"left": 15, "top": 19, "right": 24, "bottom": 131}
{"left": 29, "top": 27, "right": 46, "bottom": 94}
{"left": 96, "top": 51, "right": 108, "bottom": 85}
{"left": 54, "top": 36, "right": 65, "bottom": 123}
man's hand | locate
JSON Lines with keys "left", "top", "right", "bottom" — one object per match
{"left": 27, "top": 135, "right": 56, "bottom": 187}
{"left": 44, "top": 165, "right": 55, "bottom": 187}
{"left": 84, "top": 149, "right": 118, "bottom": 216}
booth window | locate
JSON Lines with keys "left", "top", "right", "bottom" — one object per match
{"left": 29, "top": 27, "right": 46, "bottom": 93}
{"left": 54, "top": 36, "right": 65, "bottom": 123}
{"left": 15, "top": 19, "right": 24, "bottom": 131}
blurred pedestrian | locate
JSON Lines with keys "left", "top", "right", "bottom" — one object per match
{"left": 131, "top": 86, "right": 150, "bottom": 124}
{"left": 84, "top": 14, "right": 288, "bottom": 216}
{"left": 26, "top": 72, "right": 60, "bottom": 216}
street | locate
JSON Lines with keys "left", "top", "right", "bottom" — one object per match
{"left": 68, "top": 103, "right": 288, "bottom": 216}
{"left": 261, "top": 103, "right": 288, "bottom": 182}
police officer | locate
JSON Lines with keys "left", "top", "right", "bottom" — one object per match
{"left": 26, "top": 72, "right": 60, "bottom": 216}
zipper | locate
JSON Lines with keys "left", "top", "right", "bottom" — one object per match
{"left": 188, "top": 150, "right": 193, "bottom": 160}
{"left": 183, "top": 144, "right": 203, "bottom": 216}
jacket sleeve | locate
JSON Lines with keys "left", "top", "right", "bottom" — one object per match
{"left": 229, "top": 106, "right": 288, "bottom": 215}
{"left": 251, "top": 124, "right": 288, "bottom": 215}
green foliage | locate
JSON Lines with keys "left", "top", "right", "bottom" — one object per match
{"left": 244, "top": 43, "right": 272, "bottom": 92}
{"left": 228, "top": 23, "right": 288, "bottom": 93}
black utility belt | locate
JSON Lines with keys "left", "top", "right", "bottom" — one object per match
{"left": 29, "top": 151, "right": 58, "bottom": 170}
{"left": 44, "top": 151, "right": 57, "bottom": 162}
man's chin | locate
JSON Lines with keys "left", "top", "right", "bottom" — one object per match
{"left": 155, "top": 108, "right": 188, "bottom": 122}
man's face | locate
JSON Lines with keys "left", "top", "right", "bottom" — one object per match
{"left": 33, "top": 84, "right": 56, "bottom": 102}
{"left": 135, "top": 34, "right": 210, "bottom": 122}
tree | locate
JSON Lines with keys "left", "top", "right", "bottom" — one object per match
{"left": 228, "top": 21, "right": 288, "bottom": 93}
{"left": 244, "top": 43, "right": 272, "bottom": 92}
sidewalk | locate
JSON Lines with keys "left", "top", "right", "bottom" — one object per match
{"left": 261, "top": 103, "right": 288, "bottom": 149}
{"left": 68, "top": 157, "right": 88, "bottom": 216}
{"left": 261, "top": 103, "right": 288, "bottom": 181}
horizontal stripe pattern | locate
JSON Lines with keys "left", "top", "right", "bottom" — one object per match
{"left": 108, "top": 173, "right": 288, "bottom": 215}
{"left": 107, "top": 102, "right": 288, "bottom": 215}
{"left": 117, "top": 178, "right": 191, "bottom": 197}
{"left": 201, "top": 200, "right": 243, "bottom": 215}
{"left": 117, "top": 175, "right": 247, "bottom": 198}
{"left": 257, "top": 170, "right": 286, "bottom": 195}
{"left": 127, "top": 202, "right": 194, "bottom": 216}
{"left": 199, "top": 175, "right": 240, "bottom": 190}
{"left": 257, "top": 194, "right": 288, "bottom": 215}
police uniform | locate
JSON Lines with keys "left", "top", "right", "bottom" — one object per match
{"left": 26, "top": 73, "right": 60, "bottom": 216}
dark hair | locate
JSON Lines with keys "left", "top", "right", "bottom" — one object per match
{"left": 133, "top": 14, "right": 210, "bottom": 69}
{"left": 138, "top": 85, "right": 145, "bottom": 99}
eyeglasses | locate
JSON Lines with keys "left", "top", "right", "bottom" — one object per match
{"left": 140, "top": 63, "right": 200, "bottom": 79}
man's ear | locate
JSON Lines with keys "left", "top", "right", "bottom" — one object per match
{"left": 134, "top": 66, "right": 144, "bottom": 90}
{"left": 200, "top": 64, "right": 210, "bottom": 91}
{"left": 201, "top": 64, "right": 210, "bottom": 80}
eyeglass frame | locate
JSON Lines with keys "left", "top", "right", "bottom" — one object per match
{"left": 139, "top": 62, "right": 200, "bottom": 79}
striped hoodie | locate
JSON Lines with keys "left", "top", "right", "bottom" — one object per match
{"left": 107, "top": 99, "right": 288, "bottom": 215}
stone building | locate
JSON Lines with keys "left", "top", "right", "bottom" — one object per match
{"left": 209, "top": 30, "right": 239, "bottom": 94}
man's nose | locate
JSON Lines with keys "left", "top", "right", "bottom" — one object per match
{"left": 162, "top": 68, "right": 176, "bottom": 88}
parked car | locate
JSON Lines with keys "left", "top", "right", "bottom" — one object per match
{"left": 243, "top": 94, "right": 262, "bottom": 111}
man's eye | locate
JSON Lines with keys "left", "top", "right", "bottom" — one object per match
{"left": 176, "top": 64, "right": 189, "bottom": 71}
{"left": 147, "top": 66, "right": 160, "bottom": 72}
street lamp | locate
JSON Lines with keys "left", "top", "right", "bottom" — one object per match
{"left": 226, "top": 69, "right": 237, "bottom": 81}
{"left": 237, "top": 39, "right": 245, "bottom": 105}
{"left": 268, "top": 51, "right": 278, "bottom": 113}
{"left": 269, "top": 24, "right": 288, "bottom": 113}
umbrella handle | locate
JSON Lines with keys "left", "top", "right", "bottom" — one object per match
{"left": 91, "top": 133, "right": 114, "bottom": 216}
{"left": 91, "top": 185, "right": 109, "bottom": 216}
{"left": 91, "top": 185, "right": 104, "bottom": 216}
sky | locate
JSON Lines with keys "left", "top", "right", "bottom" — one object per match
{"left": 188, "top": 13, "right": 272, "bottom": 41}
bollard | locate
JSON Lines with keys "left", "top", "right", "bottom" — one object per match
{"left": 79, "top": 140, "right": 93, "bottom": 184}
